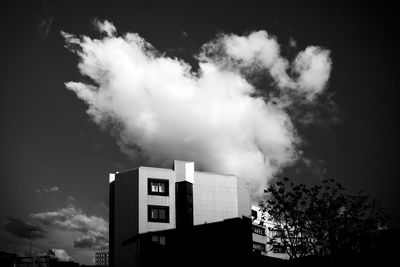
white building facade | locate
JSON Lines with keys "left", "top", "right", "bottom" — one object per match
{"left": 251, "top": 205, "right": 289, "bottom": 260}
{"left": 95, "top": 251, "right": 109, "bottom": 266}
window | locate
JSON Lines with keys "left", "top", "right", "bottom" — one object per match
{"left": 288, "top": 230, "right": 296, "bottom": 238}
{"left": 251, "top": 210, "right": 258, "bottom": 219}
{"left": 272, "top": 245, "right": 286, "bottom": 253}
{"left": 271, "top": 229, "right": 283, "bottom": 238}
{"left": 148, "top": 178, "right": 169, "bottom": 196}
{"left": 148, "top": 205, "right": 169, "bottom": 223}
{"left": 252, "top": 225, "right": 265, "bottom": 235}
{"left": 252, "top": 242, "right": 265, "bottom": 252}
{"left": 151, "top": 235, "right": 166, "bottom": 246}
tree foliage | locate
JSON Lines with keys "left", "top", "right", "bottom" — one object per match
{"left": 259, "top": 177, "right": 388, "bottom": 260}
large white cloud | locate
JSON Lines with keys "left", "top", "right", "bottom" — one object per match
{"left": 62, "top": 20, "right": 332, "bottom": 194}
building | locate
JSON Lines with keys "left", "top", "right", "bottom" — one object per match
{"left": 95, "top": 251, "right": 109, "bottom": 266}
{"left": 109, "top": 160, "right": 252, "bottom": 267}
{"left": 251, "top": 205, "right": 267, "bottom": 255}
{"left": 13, "top": 255, "right": 79, "bottom": 267}
{"left": 251, "top": 205, "right": 289, "bottom": 260}
{"left": 0, "top": 251, "right": 17, "bottom": 267}
{"left": 121, "top": 216, "right": 253, "bottom": 267}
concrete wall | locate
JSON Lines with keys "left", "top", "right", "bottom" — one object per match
{"left": 138, "top": 167, "right": 176, "bottom": 233}
{"left": 193, "top": 172, "right": 250, "bottom": 225}
{"left": 252, "top": 231, "right": 267, "bottom": 244}
{"left": 237, "top": 177, "right": 251, "bottom": 218}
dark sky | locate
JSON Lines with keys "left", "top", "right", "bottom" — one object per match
{"left": 1, "top": 1, "right": 399, "bottom": 264}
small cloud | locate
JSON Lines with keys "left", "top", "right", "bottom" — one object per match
{"left": 45, "top": 186, "right": 59, "bottom": 193}
{"left": 301, "top": 158, "right": 328, "bottom": 179}
{"left": 289, "top": 37, "right": 297, "bottom": 48}
{"left": 38, "top": 16, "right": 54, "bottom": 39}
{"left": 36, "top": 186, "right": 60, "bottom": 194}
{"left": 100, "top": 201, "right": 109, "bottom": 213}
{"left": 293, "top": 46, "right": 332, "bottom": 101}
{"left": 92, "top": 18, "right": 116, "bottom": 37}
{"left": 66, "top": 196, "right": 76, "bottom": 204}
{"left": 90, "top": 193, "right": 109, "bottom": 213}
{"left": 37, "top": 0, "right": 54, "bottom": 39}
{"left": 73, "top": 233, "right": 108, "bottom": 250}
{"left": 182, "top": 31, "right": 188, "bottom": 38}
{"left": 3, "top": 217, "right": 47, "bottom": 240}
{"left": 46, "top": 248, "right": 73, "bottom": 261}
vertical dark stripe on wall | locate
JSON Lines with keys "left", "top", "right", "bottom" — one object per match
{"left": 175, "top": 181, "right": 193, "bottom": 229}
{"left": 109, "top": 180, "right": 115, "bottom": 267}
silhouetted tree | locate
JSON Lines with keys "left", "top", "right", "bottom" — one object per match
{"left": 260, "top": 177, "right": 388, "bottom": 260}
{"left": 260, "top": 177, "right": 313, "bottom": 259}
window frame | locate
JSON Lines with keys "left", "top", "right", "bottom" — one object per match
{"left": 251, "top": 210, "right": 258, "bottom": 219}
{"left": 148, "top": 205, "right": 170, "bottom": 223}
{"left": 252, "top": 241, "right": 266, "bottom": 252}
{"left": 151, "top": 235, "right": 166, "bottom": 246}
{"left": 272, "top": 245, "right": 286, "bottom": 253}
{"left": 252, "top": 225, "right": 265, "bottom": 236}
{"left": 148, "top": 178, "right": 169, "bottom": 196}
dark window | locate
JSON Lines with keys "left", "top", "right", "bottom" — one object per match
{"left": 151, "top": 235, "right": 166, "bottom": 246}
{"left": 273, "top": 245, "right": 286, "bottom": 253}
{"left": 252, "top": 242, "right": 265, "bottom": 252}
{"left": 252, "top": 225, "right": 265, "bottom": 235}
{"left": 251, "top": 210, "right": 257, "bottom": 218}
{"left": 288, "top": 230, "right": 296, "bottom": 238}
{"left": 148, "top": 178, "right": 169, "bottom": 196}
{"left": 148, "top": 205, "right": 169, "bottom": 223}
